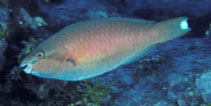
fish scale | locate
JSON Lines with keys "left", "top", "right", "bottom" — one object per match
{"left": 20, "top": 17, "right": 191, "bottom": 81}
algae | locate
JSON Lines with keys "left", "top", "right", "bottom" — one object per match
{"left": 69, "top": 80, "right": 111, "bottom": 106}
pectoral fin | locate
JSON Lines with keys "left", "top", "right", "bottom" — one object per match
{"left": 66, "top": 58, "right": 76, "bottom": 66}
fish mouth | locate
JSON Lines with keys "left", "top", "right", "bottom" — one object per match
{"left": 20, "top": 63, "right": 34, "bottom": 74}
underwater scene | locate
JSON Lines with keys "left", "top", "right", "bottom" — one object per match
{"left": 0, "top": 0, "right": 211, "bottom": 106}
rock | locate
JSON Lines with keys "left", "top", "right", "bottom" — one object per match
{"left": 35, "top": 0, "right": 120, "bottom": 29}
{"left": 0, "top": 6, "right": 9, "bottom": 70}
{"left": 0, "top": 39, "right": 7, "bottom": 52}
{"left": 17, "top": 8, "right": 43, "bottom": 31}
{"left": 0, "top": 6, "right": 9, "bottom": 22}
{"left": 154, "top": 100, "right": 174, "bottom": 106}
{"left": 177, "top": 99, "right": 187, "bottom": 106}
{"left": 195, "top": 70, "right": 211, "bottom": 103}
{"left": 205, "top": 23, "right": 211, "bottom": 37}
{"left": 124, "top": 0, "right": 211, "bottom": 18}
{"left": 0, "top": 39, "right": 7, "bottom": 71}
{"left": 1, "top": 0, "right": 211, "bottom": 106}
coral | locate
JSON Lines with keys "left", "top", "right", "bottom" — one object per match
{"left": 0, "top": 23, "right": 8, "bottom": 40}
{"left": 43, "top": 0, "right": 50, "bottom": 3}
{"left": 195, "top": 70, "right": 211, "bottom": 103}
{"left": 69, "top": 80, "right": 111, "bottom": 106}
{"left": 133, "top": 54, "right": 168, "bottom": 78}
{"left": 34, "top": 16, "right": 47, "bottom": 27}
{"left": 0, "top": 6, "right": 8, "bottom": 70}
{"left": 0, "top": 39, "right": 7, "bottom": 71}
{"left": 0, "top": 6, "right": 9, "bottom": 40}
{"left": 205, "top": 23, "right": 211, "bottom": 37}
{"left": 0, "top": 0, "right": 9, "bottom": 8}
{"left": 17, "top": 37, "right": 38, "bottom": 62}
{"left": 17, "top": 8, "right": 47, "bottom": 31}
{"left": 0, "top": 0, "right": 211, "bottom": 106}
{"left": 200, "top": 104, "right": 211, "bottom": 106}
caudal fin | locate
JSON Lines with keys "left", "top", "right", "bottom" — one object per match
{"left": 153, "top": 17, "right": 191, "bottom": 43}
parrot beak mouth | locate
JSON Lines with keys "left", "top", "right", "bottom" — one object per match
{"left": 20, "top": 63, "right": 34, "bottom": 74}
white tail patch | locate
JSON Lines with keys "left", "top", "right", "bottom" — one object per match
{"left": 180, "top": 19, "right": 189, "bottom": 30}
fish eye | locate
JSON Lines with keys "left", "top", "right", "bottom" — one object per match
{"left": 36, "top": 50, "right": 45, "bottom": 59}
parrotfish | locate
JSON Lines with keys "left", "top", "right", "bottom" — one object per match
{"left": 20, "top": 17, "right": 190, "bottom": 81}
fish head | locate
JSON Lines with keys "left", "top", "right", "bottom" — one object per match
{"left": 20, "top": 40, "right": 72, "bottom": 79}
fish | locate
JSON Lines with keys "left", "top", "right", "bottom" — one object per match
{"left": 20, "top": 17, "right": 191, "bottom": 81}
